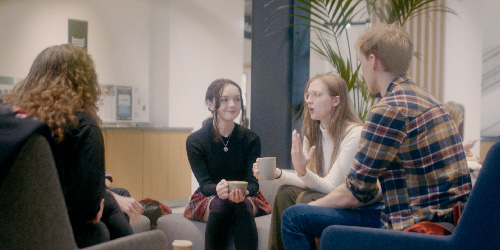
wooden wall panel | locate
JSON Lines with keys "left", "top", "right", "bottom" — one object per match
{"left": 142, "top": 131, "right": 191, "bottom": 201}
{"left": 104, "top": 131, "right": 144, "bottom": 199}
{"left": 480, "top": 141, "right": 495, "bottom": 163}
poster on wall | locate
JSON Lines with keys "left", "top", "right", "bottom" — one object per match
{"left": 116, "top": 86, "right": 132, "bottom": 120}
{"left": 68, "top": 19, "right": 88, "bottom": 50}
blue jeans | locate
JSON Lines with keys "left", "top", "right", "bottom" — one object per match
{"left": 281, "top": 203, "right": 383, "bottom": 250}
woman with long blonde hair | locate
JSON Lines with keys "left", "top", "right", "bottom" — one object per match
{"left": 253, "top": 73, "right": 362, "bottom": 250}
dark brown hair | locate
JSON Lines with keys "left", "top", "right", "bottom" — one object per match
{"left": 202, "top": 79, "right": 246, "bottom": 140}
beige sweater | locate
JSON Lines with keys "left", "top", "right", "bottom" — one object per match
{"left": 278, "top": 125, "right": 362, "bottom": 193}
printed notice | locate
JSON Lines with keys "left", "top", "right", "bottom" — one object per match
{"left": 116, "top": 86, "right": 132, "bottom": 120}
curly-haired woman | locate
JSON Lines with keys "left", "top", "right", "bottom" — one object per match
{"left": 2, "top": 44, "right": 133, "bottom": 247}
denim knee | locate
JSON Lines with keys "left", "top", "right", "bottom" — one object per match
{"left": 282, "top": 204, "right": 308, "bottom": 225}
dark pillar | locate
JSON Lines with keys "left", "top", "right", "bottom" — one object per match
{"left": 251, "top": 0, "right": 309, "bottom": 169}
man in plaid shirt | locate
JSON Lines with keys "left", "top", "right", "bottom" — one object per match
{"left": 281, "top": 25, "right": 472, "bottom": 249}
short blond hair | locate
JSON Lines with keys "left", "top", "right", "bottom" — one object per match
{"left": 444, "top": 101, "right": 464, "bottom": 127}
{"left": 355, "top": 25, "right": 413, "bottom": 75}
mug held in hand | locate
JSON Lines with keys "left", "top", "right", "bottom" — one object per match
{"left": 227, "top": 181, "right": 248, "bottom": 194}
{"left": 258, "top": 157, "right": 276, "bottom": 180}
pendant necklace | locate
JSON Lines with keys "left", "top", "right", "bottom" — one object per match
{"left": 220, "top": 133, "right": 232, "bottom": 152}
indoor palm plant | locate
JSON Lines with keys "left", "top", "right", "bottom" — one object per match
{"left": 292, "top": 0, "right": 456, "bottom": 120}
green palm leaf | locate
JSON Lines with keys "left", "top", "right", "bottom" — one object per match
{"left": 288, "top": 0, "right": 454, "bottom": 121}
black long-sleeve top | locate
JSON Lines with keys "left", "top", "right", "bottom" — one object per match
{"left": 186, "top": 122, "right": 260, "bottom": 197}
{"left": 59, "top": 112, "right": 106, "bottom": 224}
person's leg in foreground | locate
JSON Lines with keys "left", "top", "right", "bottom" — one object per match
{"left": 281, "top": 203, "right": 381, "bottom": 250}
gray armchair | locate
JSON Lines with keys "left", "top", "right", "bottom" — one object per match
{"left": 157, "top": 179, "right": 282, "bottom": 250}
{"left": 0, "top": 134, "right": 168, "bottom": 250}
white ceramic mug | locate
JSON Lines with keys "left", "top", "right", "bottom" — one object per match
{"left": 258, "top": 157, "right": 276, "bottom": 180}
{"left": 173, "top": 240, "right": 192, "bottom": 250}
{"left": 227, "top": 181, "right": 248, "bottom": 194}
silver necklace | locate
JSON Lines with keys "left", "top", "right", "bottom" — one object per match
{"left": 220, "top": 133, "right": 232, "bottom": 152}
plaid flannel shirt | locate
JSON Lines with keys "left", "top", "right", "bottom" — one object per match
{"left": 346, "top": 75, "right": 472, "bottom": 230}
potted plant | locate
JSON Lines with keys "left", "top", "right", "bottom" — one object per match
{"left": 291, "top": 0, "right": 456, "bottom": 120}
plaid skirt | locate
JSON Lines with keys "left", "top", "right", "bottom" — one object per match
{"left": 184, "top": 187, "right": 272, "bottom": 222}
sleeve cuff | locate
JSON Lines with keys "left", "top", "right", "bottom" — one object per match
{"left": 345, "top": 175, "right": 377, "bottom": 204}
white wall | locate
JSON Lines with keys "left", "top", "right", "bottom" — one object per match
{"left": 0, "top": 0, "right": 245, "bottom": 193}
{"left": 0, "top": 0, "right": 151, "bottom": 122}
{"left": 149, "top": 0, "right": 171, "bottom": 127}
{"left": 0, "top": 0, "right": 151, "bottom": 88}
{"left": 444, "top": 0, "right": 483, "bottom": 156}
{"left": 158, "top": 0, "right": 244, "bottom": 192}
{"left": 480, "top": 0, "right": 500, "bottom": 138}
{"left": 482, "top": 0, "right": 500, "bottom": 53}
{"left": 163, "top": 1, "right": 244, "bottom": 131}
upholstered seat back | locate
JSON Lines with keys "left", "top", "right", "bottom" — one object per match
{"left": 0, "top": 134, "right": 78, "bottom": 250}
{"left": 453, "top": 140, "right": 500, "bottom": 247}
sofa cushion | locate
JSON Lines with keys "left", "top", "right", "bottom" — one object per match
{"left": 258, "top": 180, "right": 281, "bottom": 207}
{"left": 157, "top": 213, "right": 272, "bottom": 250}
{"left": 157, "top": 180, "right": 281, "bottom": 250}
{"left": 130, "top": 215, "right": 151, "bottom": 233}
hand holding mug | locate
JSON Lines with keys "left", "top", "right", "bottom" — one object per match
{"left": 252, "top": 161, "right": 261, "bottom": 179}
{"left": 228, "top": 188, "right": 249, "bottom": 203}
{"left": 256, "top": 157, "right": 277, "bottom": 180}
{"left": 254, "top": 160, "right": 281, "bottom": 180}
{"left": 216, "top": 179, "right": 229, "bottom": 199}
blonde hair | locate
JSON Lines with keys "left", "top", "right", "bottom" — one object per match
{"left": 444, "top": 101, "right": 465, "bottom": 138}
{"left": 445, "top": 102, "right": 464, "bottom": 127}
{"left": 301, "top": 74, "right": 362, "bottom": 177}
{"left": 355, "top": 24, "right": 413, "bottom": 75}
{"left": 2, "top": 44, "right": 100, "bottom": 142}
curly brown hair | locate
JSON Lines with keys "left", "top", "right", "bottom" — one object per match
{"left": 2, "top": 44, "right": 101, "bottom": 142}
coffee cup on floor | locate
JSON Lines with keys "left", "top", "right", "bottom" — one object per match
{"left": 227, "top": 181, "right": 248, "bottom": 194}
{"left": 258, "top": 157, "right": 276, "bottom": 180}
{"left": 173, "top": 240, "right": 193, "bottom": 250}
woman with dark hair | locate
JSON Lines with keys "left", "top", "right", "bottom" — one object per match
{"left": 2, "top": 44, "right": 135, "bottom": 247}
{"left": 253, "top": 73, "right": 363, "bottom": 250}
{"left": 184, "top": 79, "right": 271, "bottom": 250}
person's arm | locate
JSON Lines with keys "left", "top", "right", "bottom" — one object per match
{"left": 462, "top": 140, "right": 476, "bottom": 152}
{"left": 308, "top": 181, "right": 382, "bottom": 208}
{"left": 186, "top": 130, "right": 217, "bottom": 197}
{"left": 65, "top": 114, "right": 106, "bottom": 223}
{"left": 88, "top": 199, "right": 105, "bottom": 224}
{"left": 301, "top": 126, "right": 362, "bottom": 193}
{"left": 268, "top": 132, "right": 312, "bottom": 188}
{"left": 291, "top": 130, "right": 315, "bottom": 176}
{"left": 110, "top": 191, "right": 143, "bottom": 222}
{"left": 344, "top": 104, "right": 405, "bottom": 206}
{"left": 277, "top": 170, "right": 308, "bottom": 188}
{"left": 310, "top": 104, "right": 405, "bottom": 208}
{"left": 252, "top": 161, "right": 307, "bottom": 188}
{"left": 244, "top": 132, "right": 261, "bottom": 196}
